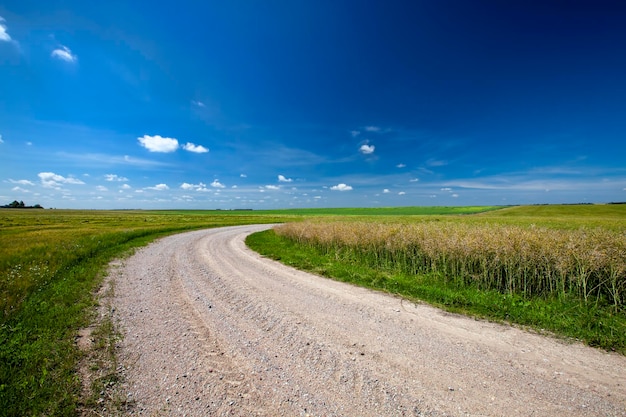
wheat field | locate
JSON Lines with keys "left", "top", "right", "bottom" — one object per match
{"left": 275, "top": 220, "right": 626, "bottom": 310}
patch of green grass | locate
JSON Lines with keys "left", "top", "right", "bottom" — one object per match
{"left": 0, "top": 209, "right": 285, "bottom": 416}
{"left": 475, "top": 204, "right": 626, "bottom": 230}
{"left": 247, "top": 228, "right": 626, "bottom": 354}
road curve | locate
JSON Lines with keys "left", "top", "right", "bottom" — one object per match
{"left": 111, "top": 225, "right": 626, "bottom": 416}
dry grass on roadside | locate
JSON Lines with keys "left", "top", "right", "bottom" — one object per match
{"left": 275, "top": 221, "right": 626, "bottom": 310}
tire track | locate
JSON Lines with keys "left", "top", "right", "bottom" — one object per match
{"left": 113, "top": 225, "right": 626, "bottom": 416}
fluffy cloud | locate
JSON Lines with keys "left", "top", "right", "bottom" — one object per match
{"left": 240, "top": 173, "right": 247, "bottom": 178}
{"left": 8, "top": 179, "right": 35, "bottom": 186}
{"left": 211, "top": 180, "right": 225, "bottom": 188}
{"left": 96, "top": 185, "right": 108, "bottom": 191}
{"left": 181, "top": 182, "right": 210, "bottom": 191}
{"left": 409, "top": 178, "right": 419, "bottom": 182}
{"left": 0, "top": 17, "right": 13, "bottom": 42}
{"left": 105, "top": 174, "right": 129, "bottom": 182}
{"left": 120, "top": 184, "right": 132, "bottom": 190}
{"left": 138, "top": 135, "right": 208, "bottom": 154}
{"left": 398, "top": 191, "right": 406, "bottom": 195}
{"left": 278, "top": 175, "right": 292, "bottom": 182}
{"left": 330, "top": 183, "right": 353, "bottom": 191}
{"left": 383, "top": 189, "right": 390, "bottom": 193}
{"left": 138, "top": 135, "right": 179, "bottom": 153}
{"left": 364, "top": 126, "right": 380, "bottom": 132}
{"left": 51, "top": 45, "right": 77, "bottom": 63}
{"left": 182, "top": 142, "right": 209, "bottom": 153}
{"left": 441, "top": 187, "right": 452, "bottom": 191}
{"left": 38, "top": 172, "right": 85, "bottom": 188}
{"left": 265, "top": 185, "right": 280, "bottom": 190}
{"left": 359, "top": 144, "right": 375, "bottom": 155}
{"left": 396, "top": 163, "right": 406, "bottom": 168}
{"left": 11, "top": 187, "right": 29, "bottom": 193}
{"left": 146, "top": 183, "right": 169, "bottom": 190}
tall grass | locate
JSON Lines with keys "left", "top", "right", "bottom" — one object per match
{"left": 275, "top": 221, "right": 626, "bottom": 311}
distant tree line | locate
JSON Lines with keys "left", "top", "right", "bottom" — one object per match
{"left": 1, "top": 200, "right": 44, "bottom": 209}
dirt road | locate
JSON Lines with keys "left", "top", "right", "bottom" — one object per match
{"left": 111, "top": 225, "right": 626, "bottom": 416}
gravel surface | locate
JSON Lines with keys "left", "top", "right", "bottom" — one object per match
{"left": 111, "top": 225, "right": 626, "bottom": 416}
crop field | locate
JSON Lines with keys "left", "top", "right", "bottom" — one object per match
{"left": 1, "top": 204, "right": 624, "bottom": 415}
{"left": 248, "top": 204, "right": 626, "bottom": 354}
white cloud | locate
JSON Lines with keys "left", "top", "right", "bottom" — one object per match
{"left": 182, "top": 142, "right": 209, "bottom": 153}
{"left": 398, "top": 191, "right": 406, "bottom": 195}
{"left": 265, "top": 185, "right": 280, "bottom": 190}
{"left": 278, "top": 175, "right": 292, "bottom": 182}
{"left": 396, "top": 163, "right": 406, "bottom": 168}
{"left": 8, "top": 179, "right": 35, "bottom": 186}
{"left": 0, "top": 134, "right": 3, "bottom": 143}
{"left": 191, "top": 100, "right": 206, "bottom": 107}
{"left": 330, "top": 183, "right": 353, "bottom": 191}
{"left": 211, "top": 180, "right": 225, "bottom": 188}
{"left": 410, "top": 178, "right": 419, "bottom": 182}
{"left": 181, "top": 182, "right": 209, "bottom": 191}
{"left": 441, "top": 187, "right": 452, "bottom": 191}
{"left": 350, "top": 130, "right": 360, "bottom": 137}
{"left": 364, "top": 126, "right": 380, "bottom": 132}
{"left": 38, "top": 172, "right": 85, "bottom": 188}
{"left": 359, "top": 144, "right": 375, "bottom": 155}
{"left": 105, "top": 174, "right": 129, "bottom": 182}
{"left": 383, "top": 189, "right": 390, "bottom": 193}
{"left": 138, "top": 135, "right": 179, "bottom": 153}
{"left": 452, "top": 193, "right": 459, "bottom": 198}
{"left": 11, "top": 186, "right": 29, "bottom": 193}
{"left": 0, "top": 17, "right": 13, "bottom": 42}
{"left": 146, "top": 183, "right": 169, "bottom": 191}
{"left": 240, "top": 173, "right": 247, "bottom": 178}
{"left": 51, "top": 45, "right": 77, "bottom": 63}
{"left": 96, "top": 185, "right": 108, "bottom": 191}
{"left": 120, "top": 184, "right": 132, "bottom": 190}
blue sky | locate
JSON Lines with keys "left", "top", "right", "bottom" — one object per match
{"left": 1, "top": 1, "right": 625, "bottom": 209}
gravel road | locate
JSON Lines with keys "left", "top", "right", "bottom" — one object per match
{"left": 111, "top": 225, "right": 626, "bottom": 416}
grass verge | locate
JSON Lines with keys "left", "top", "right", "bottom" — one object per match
{"left": 246, "top": 229, "right": 626, "bottom": 354}
{"left": 0, "top": 210, "right": 285, "bottom": 416}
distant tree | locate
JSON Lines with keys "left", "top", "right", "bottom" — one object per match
{"left": 1, "top": 200, "right": 44, "bottom": 209}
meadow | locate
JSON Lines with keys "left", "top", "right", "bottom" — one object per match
{"left": 0, "top": 209, "right": 287, "bottom": 416}
{"left": 1, "top": 205, "right": 624, "bottom": 415}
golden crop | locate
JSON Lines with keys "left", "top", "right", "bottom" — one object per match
{"left": 275, "top": 221, "right": 626, "bottom": 310}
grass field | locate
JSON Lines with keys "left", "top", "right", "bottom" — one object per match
{"left": 0, "top": 209, "right": 287, "bottom": 416}
{"left": 1, "top": 204, "right": 624, "bottom": 415}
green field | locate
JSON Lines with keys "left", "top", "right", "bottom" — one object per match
{"left": 0, "top": 209, "right": 287, "bottom": 416}
{"left": 0, "top": 204, "right": 624, "bottom": 415}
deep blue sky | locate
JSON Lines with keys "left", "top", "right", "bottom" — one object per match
{"left": 1, "top": 1, "right": 625, "bottom": 209}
